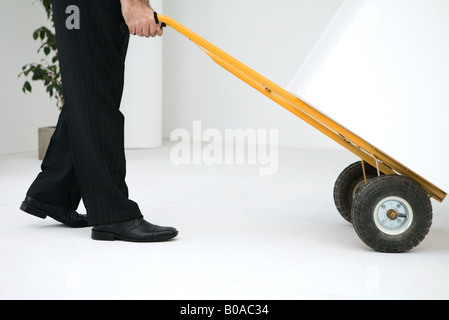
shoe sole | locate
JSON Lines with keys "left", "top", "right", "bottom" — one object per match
{"left": 20, "top": 201, "right": 47, "bottom": 219}
{"left": 91, "top": 230, "right": 178, "bottom": 243}
{"left": 20, "top": 201, "right": 86, "bottom": 228}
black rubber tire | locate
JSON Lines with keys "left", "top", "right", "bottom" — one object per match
{"left": 351, "top": 175, "right": 433, "bottom": 253}
{"left": 333, "top": 161, "right": 380, "bottom": 223}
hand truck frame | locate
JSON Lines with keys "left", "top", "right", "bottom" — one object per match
{"left": 156, "top": 14, "right": 447, "bottom": 253}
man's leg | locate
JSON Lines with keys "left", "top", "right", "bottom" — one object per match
{"left": 23, "top": 0, "right": 177, "bottom": 241}
{"left": 53, "top": 0, "right": 144, "bottom": 226}
{"left": 26, "top": 106, "right": 81, "bottom": 211}
{"left": 26, "top": 0, "right": 142, "bottom": 226}
{"left": 22, "top": 102, "right": 88, "bottom": 228}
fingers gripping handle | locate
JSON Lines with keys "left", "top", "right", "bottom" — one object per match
{"left": 154, "top": 12, "right": 166, "bottom": 28}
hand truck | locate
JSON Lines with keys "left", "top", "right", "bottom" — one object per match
{"left": 155, "top": 13, "right": 447, "bottom": 253}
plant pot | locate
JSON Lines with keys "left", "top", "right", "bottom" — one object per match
{"left": 38, "top": 126, "right": 56, "bottom": 160}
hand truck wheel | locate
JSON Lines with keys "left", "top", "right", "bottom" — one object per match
{"left": 351, "top": 175, "right": 433, "bottom": 253}
{"left": 333, "top": 161, "right": 381, "bottom": 223}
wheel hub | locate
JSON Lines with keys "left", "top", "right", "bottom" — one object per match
{"left": 374, "top": 196, "right": 413, "bottom": 235}
{"left": 386, "top": 209, "right": 398, "bottom": 220}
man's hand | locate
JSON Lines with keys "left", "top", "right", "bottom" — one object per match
{"left": 120, "top": 0, "right": 164, "bottom": 38}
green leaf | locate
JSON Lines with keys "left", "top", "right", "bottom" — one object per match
{"left": 46, "top": 84, "right": 54, "bottom": 97}
{"left": 43, "top": 46, "right": 51, "bottom": 56}
{"left": 31, "top": 68, "right": 43, "bottom": 81}
{"left": 23, "top": 81, "right": 32, "bottom": 93}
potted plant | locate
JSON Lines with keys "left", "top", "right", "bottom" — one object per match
{"left": 18, "top": 0, "right": 63, "bottom": 160}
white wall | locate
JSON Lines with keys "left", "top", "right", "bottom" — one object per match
{"left": 162, "top": 0, "right": 344, "bottom": 149}
{"left": 0, "top": 0, "right": 60, "bottom": 155}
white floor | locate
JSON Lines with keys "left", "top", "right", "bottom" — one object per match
{"left": 1, "top": 142, "right": 449, "bottom": 300}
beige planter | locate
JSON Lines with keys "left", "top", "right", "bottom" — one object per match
{"left": 38, "top": 127, "right": 56, "bottom": 160}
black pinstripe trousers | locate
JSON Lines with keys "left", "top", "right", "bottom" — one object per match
{"left": 26, "top": 0, "right": 143, "bottom": 226}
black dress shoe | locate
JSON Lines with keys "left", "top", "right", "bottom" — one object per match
{"left": 20, "top": 196, "right": 88, "bottom": 228}
{"left": 91, "top": 218, "right": 178, "bottom": 242}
